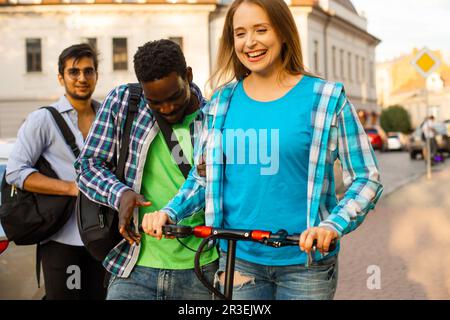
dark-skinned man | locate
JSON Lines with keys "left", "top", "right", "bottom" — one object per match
{"left": 75, "top": 39, "right": 218, "bottom": 300}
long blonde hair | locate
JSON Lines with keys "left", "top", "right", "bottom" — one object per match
{"left": 208, "top": 0, "right": 313, "bottom": 91}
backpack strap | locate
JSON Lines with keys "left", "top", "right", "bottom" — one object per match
{"left": 153, "top": 112, "right": 192, "bottom": 179}
{"left": 41, "top": 106, "right": 80, "bottom": 158}
{"left": 115, "top": 84, "right": 141, "bottom": 181}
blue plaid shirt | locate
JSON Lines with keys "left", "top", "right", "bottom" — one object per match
{"left": 160, "top": 79, "right": 383, "bottom": 263}
{"left": 75, "top": 83, "right": 206, "bottom": 278}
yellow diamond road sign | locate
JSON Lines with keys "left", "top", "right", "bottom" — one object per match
{"left": 412, "top": 48, "right": 441, "bottom": 78}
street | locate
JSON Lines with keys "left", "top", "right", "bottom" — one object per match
{"left": 0, "top": 151, "right": 448, "bottom": 299}
{"left": 335, "top": 151, "right": 450, "bottom": 299}
{"left": 375, "top": 150, "right": 429, "bottom": 196}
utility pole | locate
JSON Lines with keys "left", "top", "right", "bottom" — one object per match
{"left": 425, "top": 87, "right": 431, "bottom": 180}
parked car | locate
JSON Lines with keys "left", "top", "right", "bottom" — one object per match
{"left": 444, "top": 119, "right": 450, "bottom": 136}
{"left": 365, "top": 126, "right": 388, "bottom": 151}
{"left": 386, "top": 132, "right": 407, "bottom": 151}
{"left": 408, "top": 124, "right": 450, "bottom": 160}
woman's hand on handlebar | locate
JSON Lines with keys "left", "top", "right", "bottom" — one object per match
{"left": 141, "top": 211, "right": 174, "bottom": 240}
{"left": 299, "top": 226, "right": 339, "bottom": 254}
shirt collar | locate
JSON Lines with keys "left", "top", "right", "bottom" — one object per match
{"left": 53, "top": 95, "right": 100, "bottom": 114}
{"left": 190, "top": 82, "right": 206, "bottom": 109}
{"left": 53, "top": 95, "right": 74, "bottom": 113}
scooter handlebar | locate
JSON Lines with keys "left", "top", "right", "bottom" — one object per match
{"left": 159, "top": 225, "right": 338, "bottom": 252}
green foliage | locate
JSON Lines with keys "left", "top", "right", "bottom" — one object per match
{"left": 380, "top": 105, "right": 412, "bottom": 133}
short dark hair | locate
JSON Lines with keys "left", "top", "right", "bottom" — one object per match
{"left": 133, "top": 39, "right": 187, "bottom": 82}
{"left": 58, "top": 43, "right": 98, "bottom": 76}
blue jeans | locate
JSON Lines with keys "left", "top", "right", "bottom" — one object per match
{"left": 107, "top": 261, "right": 218, "bottom": 300}
{"left": 216, "top": 253, "right": 338, "bottom": 300}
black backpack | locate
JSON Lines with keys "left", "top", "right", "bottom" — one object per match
{"left": 76, "top": 84, "right": 141, "bottom": 262}
{"left": 0, "top": 107, "right": 80, "bottom": 245}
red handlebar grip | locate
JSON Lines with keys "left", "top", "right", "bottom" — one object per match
{"left": 193, "top": 226, "right": 213, "bottom": 238}
{"left": 251, "top": 230, "right": 271, "bottom": 241}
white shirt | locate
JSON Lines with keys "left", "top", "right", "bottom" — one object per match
{"left": 6, "top": 96, "right": 99, "bottom": 246}
{"left": 422, "top": 119, "right": 436, "bottom": 139}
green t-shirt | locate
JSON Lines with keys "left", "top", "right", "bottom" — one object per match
{"left": 137, "top": 111, "right": 218, "bottom": 269}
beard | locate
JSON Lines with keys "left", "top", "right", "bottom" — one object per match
{"left": 65, "top": 86, "right": 94, "bottom": 101}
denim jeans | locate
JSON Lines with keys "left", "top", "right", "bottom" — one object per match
{"left": 215, "top": 253, "right": 338, "bottom": 300}
{"left": 107, "top": 261, "right": 218, "bottom": 300}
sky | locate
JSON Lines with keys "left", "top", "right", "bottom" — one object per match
{"left": 351, "top": 0, "right": 450, "bottom": 63}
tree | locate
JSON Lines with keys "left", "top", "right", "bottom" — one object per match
{"left": 380, "top": 105, "right": 412, "bottom": 133}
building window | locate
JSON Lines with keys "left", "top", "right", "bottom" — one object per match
{"left": 169, "top": 37, "right": 184, "bottom": 51}
{"left": 26, "top": 38, "right": 42, "bottom": 73}
{"left": 332, "top": 46, "right": 337, "bottom": 79}
{"left": 340, "top": 49, "right": 345, "bottom": 80}
{"left": 113, "top": 38, "right": 128, "bottom": 71}
{"left": 314, "top": 40, "right": 319, "bottom": 74}
{"left": 348, "top": 52, "right": 352, "bottom": 82}
{"left": 83, "top": 37, "right": 97, "bottom": 52}
{"left": 356, "top": 55, "right": 360, "bottom": 82}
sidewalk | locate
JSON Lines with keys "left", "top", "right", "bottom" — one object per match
{"left": 0, "top": 243, "right": 44, "bottom": 300}
{"left": 335, "top": 162, "right": 450, "bottom": 299}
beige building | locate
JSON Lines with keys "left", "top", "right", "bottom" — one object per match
{"left": 377, "top": 49, "right": 450, "bottom": 127}
{"left": 0, "top": 0, "right": 380, "bottom": 138}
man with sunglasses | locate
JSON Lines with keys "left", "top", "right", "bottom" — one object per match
{"left": 75, "top": 39, "right": 218, "bottom": 300}
{"left": 6, "top": 43, "right": 105, "bottom": 299}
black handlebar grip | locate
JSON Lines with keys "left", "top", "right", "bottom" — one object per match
{"left": 286, "top": 234, "right": 338, "bottom": 252}
{"left": 137, "top": 224, "right": 193, "bottom": 238}
{"left": 162, "top": 225, "right": 193, "bottom": 237}
{"left": 314, "top": 239, "right": 337, "bottom": 252}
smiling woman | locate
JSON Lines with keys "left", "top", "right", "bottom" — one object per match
{"left": 145, "top": 0, "right": 383, "bottom": 301}
{"left": 210, "top": 0, "right": 312, "bottom": 90}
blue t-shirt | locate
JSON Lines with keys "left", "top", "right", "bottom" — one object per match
{"left": 222, "top": 75, "right": 317, "bottom": 265}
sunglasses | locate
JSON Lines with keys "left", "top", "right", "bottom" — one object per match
{"left": 66, "top": 67, "right": 97, "bottom": 80}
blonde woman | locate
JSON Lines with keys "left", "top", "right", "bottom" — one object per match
{"left": 143, "top": 0, "right": 383, "bottom": 300}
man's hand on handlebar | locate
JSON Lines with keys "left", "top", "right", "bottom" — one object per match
{"left": 141, "top": 211, "right": 174, "bottom": 240}
{"left": 299, "top": 226, "right": 339, "bottom": 254}
{"left": 197, "top": 155, "right": 206, "bottom": 178}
